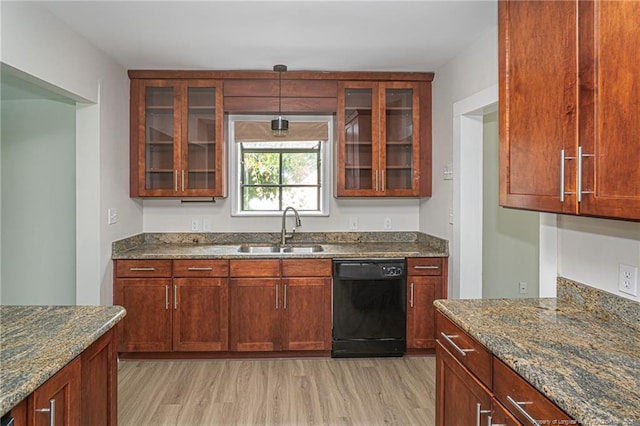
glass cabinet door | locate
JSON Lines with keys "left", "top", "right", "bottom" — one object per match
{"left": 342, "top": 85, "right": 377, "bottom": 192}
{"left": 382, "top": 85, "right": 416, "bottom": 192}
{"left": 183, "top": 84, "right": 220, "bottom": 192}
{"left": 144, "top": 85, "right": 177, "bottom": 191}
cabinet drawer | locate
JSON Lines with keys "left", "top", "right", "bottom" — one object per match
{"left": 408, "top": 258, "right": 442, "bottom": 276}
{"left": 116, "top": 260, "right": 172, "bottom": 277}
{"left": 281, "top": 259, "right": 332, "bottom": 277}
{"left": 436, "top": 312, "right": 492, "bottom": 388}
{"left": 173, "top": 259, "right": 229, "bottom": 277}
{"left": 493, "top": 358, "right": 572, "bottom": 425}
{"left": 230, "top": 259, "right": 280, "bottom": 277}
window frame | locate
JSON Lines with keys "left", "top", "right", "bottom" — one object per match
{"left": 229, "top": 114, "right": 332, "bottom": 217}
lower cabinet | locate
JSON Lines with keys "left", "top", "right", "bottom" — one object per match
{"left": 406, "top": 257, "right": 447, "bottom": 350}
{"left": 435, "top": 312, "right": 574, "bottom": 425}
{"left": 114, "top": 259, "right": 229, "bottom": 353}
{"left": 3, "top": 328, "right": 117, "bottom": 426}
{"left": 229, "top": 259, "right": 332, "bottom": 352}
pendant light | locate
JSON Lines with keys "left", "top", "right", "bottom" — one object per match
{"left": 271, "top": 64, "right": 289, "bottom": 137}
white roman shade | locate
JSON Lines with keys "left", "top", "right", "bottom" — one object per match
{"left": 234, "top": 121, "right": 329, "bottom": 142}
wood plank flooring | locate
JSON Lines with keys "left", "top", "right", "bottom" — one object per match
{"left": 118, "top": 356, "right": 436, "bottom": 426}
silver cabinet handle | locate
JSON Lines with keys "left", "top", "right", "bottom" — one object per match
{"left": 375, "top": 170, "right": 379, "bottom": 191}
{"left": 440, "top": 332, "right": 475, "bottom": 357}
{"left": 275, "top": 283, "right": 279, "bottom": 310}
{"left": 187, "top": 267, "right": 213, "bottom": 271}
{"left": 560, "top": 149, "right": 565, "bottom": 202}
{"left": 410, "top": 282, "right": 414, "bottom": 308}
{"left": 130, "top": 267, "right": 156, "bottom": 272}
{"left": 36, "top": 398, "right": 55, "bottom": 426}
{"left": 283, "top": 284, "right": 287, "bottom": 310}
{"left": 173, "top": 285, "right": 177, "bottom": 310}
{"left": 165, "top": 285, "right": 169, "bottom": 310}
{"left": 578, "top": 146, "right": 595, "bottom": 203}
{"left": 507, "top": 395, "right": 538, "bottom": 425}
{"left": 174, "top": 170, "right": 178, "bottom": 192}
{"left": 381, "top": 170, "right": 385, "bottom": 192}
{"left": 476, "top": 403, "right": 491, "bottom": 426}
{"left": 181, "top": 169, "right": 185, "bottom": 192}
{"left": 413, "top": 265, "right": 439, "bottom": 270}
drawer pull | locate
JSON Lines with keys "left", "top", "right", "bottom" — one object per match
{"left": 413, "top": 265, "right": 439, "bottom": 269}
{"left": 130, "top": 267, "right": 156, "bottom": 272}
{"left": 36, "top": 399, "right": 55, "bottom": 426}
{"left": 187, "top": 267, "right": 214, "bottom": 271}
{"left": 410, "top": 282, "right": 414, "bottom": 308}
{"left": 440, "top": 332, "right": 475, "bottom": 357}
{"left": 507, "top": 395, "right": 538, "bottom": 425}
{"left": 476, "top": 403, "right": 491, "bottom": 426}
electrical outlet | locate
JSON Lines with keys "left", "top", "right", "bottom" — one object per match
{"left": 203, "top": 219, "right": 212, "bottom": 232}
{"left": 349, "top": 217, "right": 358, "bottom": 230}
{"left": 384, "top": 217, "right": 392, "bottom": 230}
{"left": 519, "top": 282, "right": 527, "bottom": 294}
{"left": 191, "top": 218, "right": 201, "bottom": 232}
{"left": 619, "top": 264, "right": 638, "bottom": 296}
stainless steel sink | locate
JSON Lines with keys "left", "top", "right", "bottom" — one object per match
{"left": 236, "top": 244, "right": 280, "bottom": 253}
{"left": 237, "top": 244, "right": 324, "bottom": 254}
{"left": 280, "top": 245, "right": 324, "bottom": 253}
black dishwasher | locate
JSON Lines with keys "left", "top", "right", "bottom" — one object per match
{"left": 332, "top": 259, "right": 406, "bottom": 357}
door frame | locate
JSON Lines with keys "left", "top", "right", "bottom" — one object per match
{"left": 452, "top": 84, "right": 557, "bottom": 299}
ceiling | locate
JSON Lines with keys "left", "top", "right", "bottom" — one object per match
{"left": 37, "top": 0, "right": 498, "bottom": 73}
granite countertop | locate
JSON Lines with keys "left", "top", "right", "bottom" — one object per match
{"left": 434, "top": 279, "right": 640, "bottom": 426}
{"left": 112, "top": 231, "right": 449, "bottom": 259}
{"left": 0, "top": 305, "right": 126, "bottom": 416}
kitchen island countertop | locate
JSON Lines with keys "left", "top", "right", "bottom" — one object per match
{"left": 434, "top": 278, "right": 640, "bottom": 426}
{"left": 0, "top": 305, "right": 126, "bottom": 416}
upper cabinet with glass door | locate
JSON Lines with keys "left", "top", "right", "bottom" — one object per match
{"left": 336, "top": 81, "right": 431, "bottom": 197}
{"left": 130, "top": 79, "right": 226, "bottom": 197}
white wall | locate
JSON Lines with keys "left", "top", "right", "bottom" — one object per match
{"left": 420, "top": 26, "right": 498, "bottom": 243}
{"left": 558, "top": 216, "right": 640, "bottom": 302}
{"left": 1, "top": 2, "right": 142, "bottom": 305}
{"left": 1, "top": 97, "right": 76, "bottom": 304}
{"left": 143, "top": 197, "right": 419, "bottom": 233}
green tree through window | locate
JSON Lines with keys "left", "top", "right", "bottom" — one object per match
{"left": 240, "top": 141, "right": 322, "bottom": 212}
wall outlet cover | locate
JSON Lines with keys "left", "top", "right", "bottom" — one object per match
{"left": 619, "top": 264, "right": 638, "bottom": 297}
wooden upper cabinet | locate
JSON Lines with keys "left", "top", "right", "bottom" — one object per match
{"left": 499, "top": 0, "right": 640, "bottom": 220}
{"left": 130, "top": 79, "right": 226, "bottom": 198}
{"left": 578, "top": 0, "right": 640, "bottom": 219}
{"left": 336, "top": 81, "right": 431, "bottom": 197}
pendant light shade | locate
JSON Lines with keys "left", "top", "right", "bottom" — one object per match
{"left": 271, "top": 64, "right": 288, "bottom": 137}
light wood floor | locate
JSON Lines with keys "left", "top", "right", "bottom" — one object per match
{"left": 118, "top": 356, "right": 436, "bottom": 426}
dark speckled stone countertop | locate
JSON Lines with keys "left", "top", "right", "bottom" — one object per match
{"left": 0, "top": 305, "right": 126, "bottom": 416}
{"left": 434, "top": 278, "right": 640, "bottom": 426}
{"left": 111, "top": 231, "right": 449, "bottom": 259}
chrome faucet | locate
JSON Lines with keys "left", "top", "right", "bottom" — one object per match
{"left": 281, "top": 206, "right": 302, "bottom": 245}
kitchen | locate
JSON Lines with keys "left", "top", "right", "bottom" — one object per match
{"left": 1, "top": 1, "right": 639, "bottom": 425}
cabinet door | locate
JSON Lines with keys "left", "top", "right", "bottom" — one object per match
{"left": 336, "top": 82, "right": 380, "bottom": 196}
{"left": 407, "top": 276, "right": 440, "bottom": 349}
{"left": 380, "top": 82, "right": 420, "bottom": 196}
{"left": 436, "top": 342, "right": 492, "bottom": 426}
{"left": 499, "top": 0, "right": 579, "bottom": 214}
{"left": 133, "top": 79, "right": 181, "bottom": 197}
{"left": 30, "top": 357, "right": 81, "bottom": 426}
{"left": 115, "top": 278, "right": 172, "bottom": 352}
{"left": 181, "top": 80, "right": 226, "bottom": 197}
{"left": 229, "top": 277, "right": 281, "bottom": 351}
{"left": 173, "top": 277, "right": 229, "bottom": 351}
{"left": 281, "top": 277, "right": 331, "bottom": 351}
{"left": 81, "top": 329, "right": 117, "bottom": 426}
{"left": 578, "top": 0, "right": 640, "bottom": 219}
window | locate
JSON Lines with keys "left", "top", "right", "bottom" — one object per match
{"left": 230, "top": 115, "right": 332, "bottom": 216}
